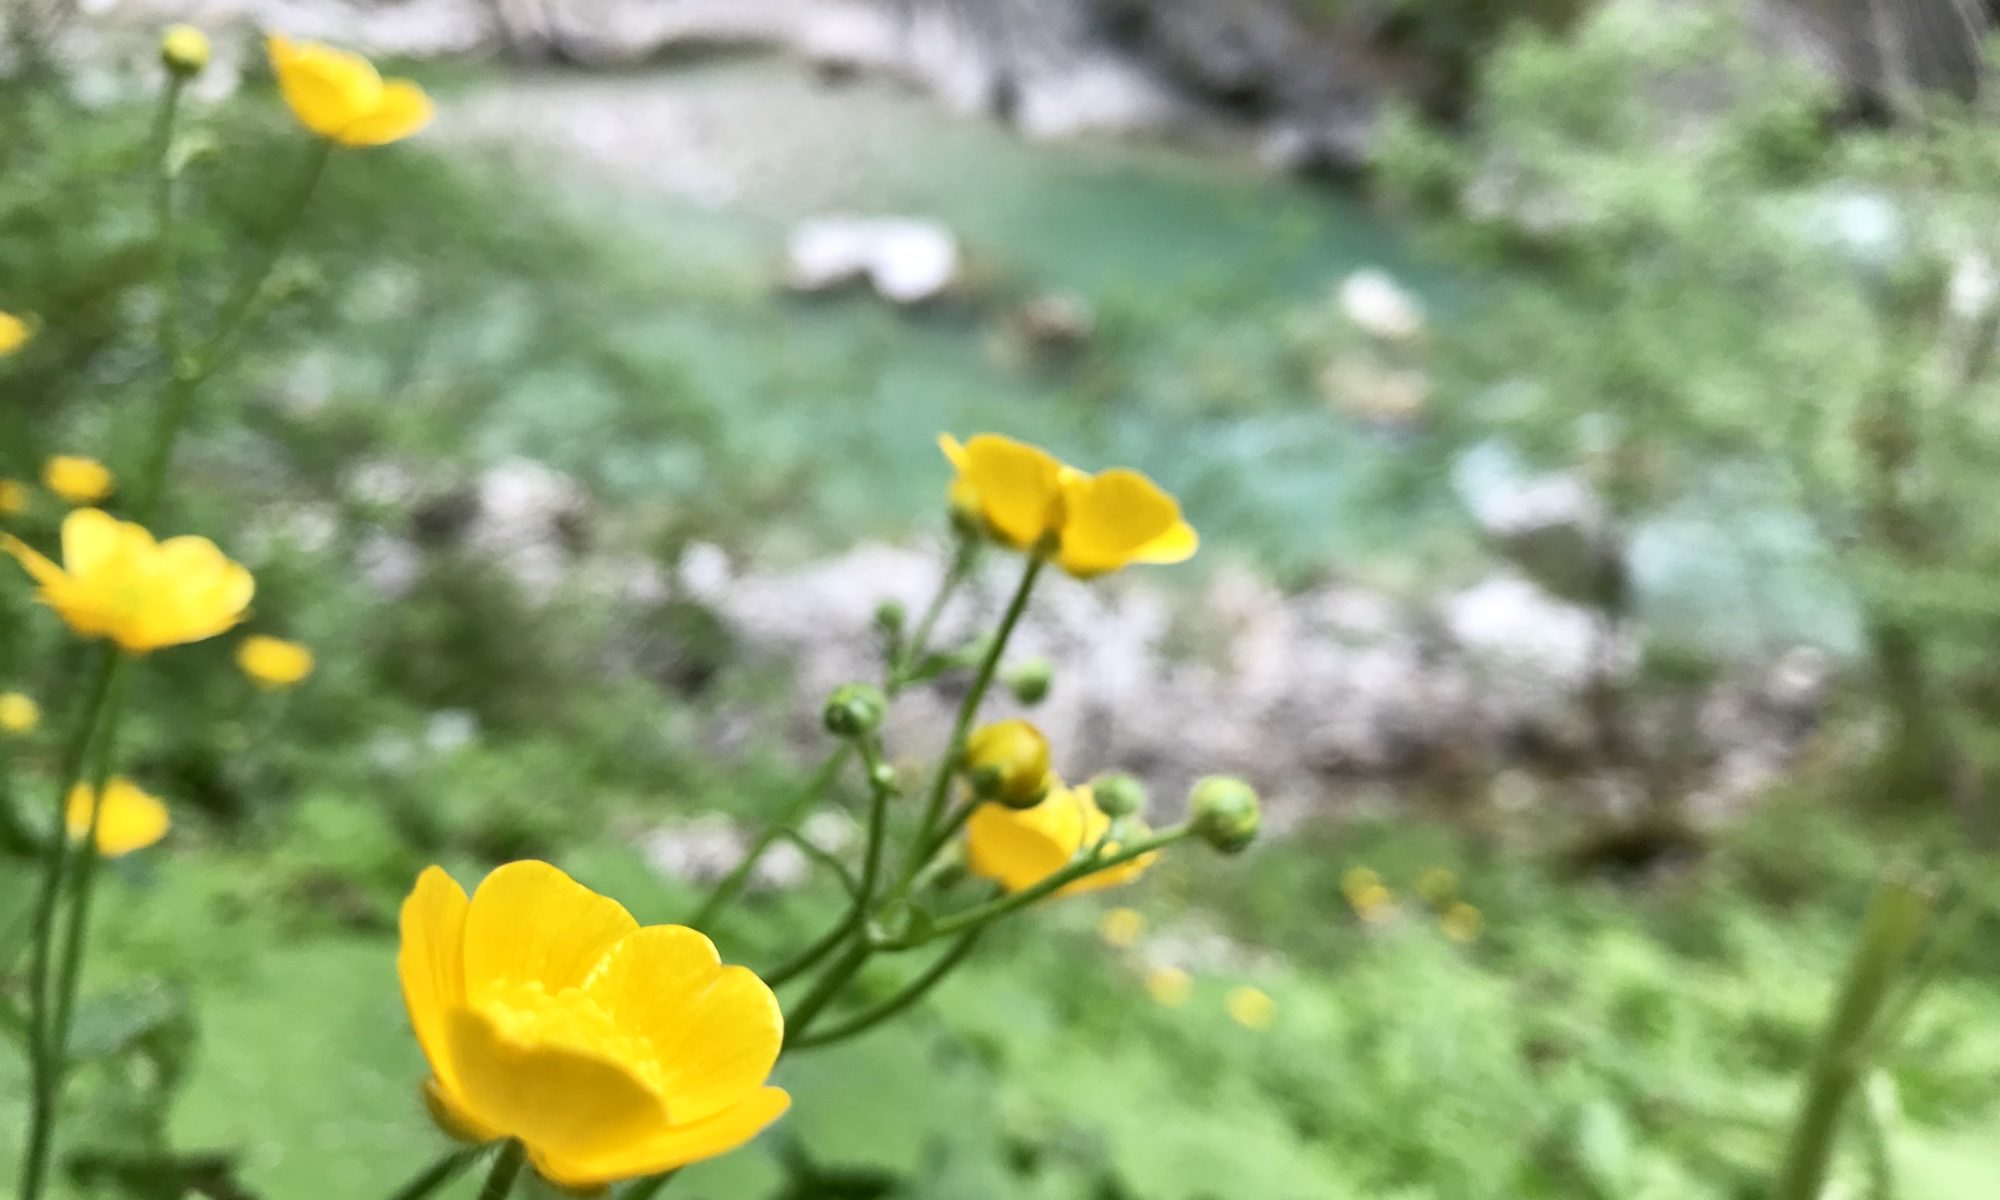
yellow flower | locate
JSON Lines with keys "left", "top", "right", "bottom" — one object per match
{"left": 1225, "top": 985, "right": 1276, "bottom": 1032}
{"left": 3, "top": 508, "right": 254, "bottom": 654}
{"left": 938, "top": 433, "right": 1197, "bottom": 578}
{"left": 1349, "top": 882, "right": 1394, "bottom": 925}
{"left": 237, "top": 634, "right": 315, "bottom": 688}
{"left": 1441, "top": 902, "right": 1484, "bottom": 944}
{"left": 0, "top": 692, "right": 39, "bottom": 734}
{"left": 267, "top": 35, "right": 434, "bottom": 147}
{"left": 966, "top": 781, "right": 1155, "bottom": 897}
{"left": 66, "top": 778, "right": 171, "bottom": 857}
{"left": 963, "top": 718, "right": 1053, "bottom": 809}
{"left": 1339, "top": 865, "right": 1380, "bottom": 903}
{"left": 400, "top": 862, "right": 790, "bottom": 1188}
{"left": 1098, "top": 906, "right": 1145, "bottom": 948}
{"left": 0, "top": 311, "right": 29, "bottom": 357}
{"left": 160, "top": 24, "right": 211, "bottom": 76}
{"left": 0, "top": 479, "right": 27, "bottom": 517}
{"left": 1144, "top": 965, "right": 1192, "bottom": 1008}
{"left": 1416, "top": 866, "right": 1458, "bottom": 906}
{"left": 42, "top": 456, "right": 114, "bottom": 505}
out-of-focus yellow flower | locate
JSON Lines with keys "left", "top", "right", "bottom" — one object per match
{"left": 160, "top": 24, "right": 211, "bottom": 76}
{"left": 0, "top": 692, "right": 39, "bottom": 733}
{"left": 1099, "top": 906, "right": 1145, "bottom": 948}
{"left": 1416, "top": 866, "right": 1458, "bottom": 905}
{"left": 3, "top": 508, "right": 254, "bottom": 654}
{"left": 66, "top": 778, "right": 170, "bottom": 856}
{"left": 237, "top": 634, "right": 314, "bottom": 688}
{"left": 42, "top": 456, "right": 114, "bottom": 505}
{"left": 1441, "top": 902, "right": 1484, "bottom": 944}
{"left": 1350, "top": 882, "right": 1394, "bottom": 925}
{"left": 938, "top": 433, "right": 1197, "bottom": 578}
{"left": 966, "top": 781, "right": 1154, "bottom": 897}
{"left": 0, "top": 480, "right": 28, "bottom": 517}
{"left": 0, "top": 312, "right": 29, "bottom": 357}
{"left": 1340, "top": 866, "right": 1380, "bottom": 904}
{"left": 1225, "top": 985, "right": 1276, "bottom": 1032}
{"left": 267, "top": 35, "right": 434, "bottom": 147}
{"left": 963, "top": 718, "right": 1053, "bottom": 809}
{"left": 400, "top": 862, "right": 789, "bottom": 1188}
{"left": 1144, "top": 965, "right": 1192, "bottom": 1008}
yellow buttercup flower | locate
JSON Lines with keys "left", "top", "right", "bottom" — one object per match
{"left": 1144, "top": 964, "right": 1192, "bottom": 1008}
{"left": 0, "top": 312, "right": 29, "bottom": 356}
{"left": 1441, "top": 902, "right": 1484, "bottom": 944}
{"left": 1225, "top": 985, "right": 1276, "bottom": 1032}
{"left": 3, "top": 508, "right": 254, "bottom": 654}
{"left": 938, "top": 434, "right": 1197, "bottom": 578}
{"left": 66, "top": 778, "right": 171, "bottom": 857}
{"left": 1099, "top": 906, "right": 1145, "bottom": 948}
{"left": 966, "top": 781, "right": 1155, "bottom": 897}
{"left": 237, "top": 634, "right": 315, "bottom": 688}
{"left": 1339, "top": 865, "right": 1380, "bottom": 903}
{"left": 0, "top": 479, "right": 27, "bottom": 517}
{"left": 1350, "top": 882, "right": 1394, "bottom": 925}
{"left": 1416, "top": 866, "right": 1458, "bottom": 905}
{"left": 400, "top": 862, "right": 790, "bottom": 1188}
{"left": 963, "top": 718, "right": 1053, "bottom": 809}
{"left": 0, "top": 692, "right": 39, "bottom": 734}
{"left": 267, "top": 35, "right": 434, "bottom": 147}
{"left": 42, "top": 455, "right": 114, "bottom": 505}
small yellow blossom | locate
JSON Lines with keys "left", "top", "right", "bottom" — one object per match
{"left": 1350, "top": 882, "right": 1395, "bottom": 924}
{"left": 1441, "top": 902, "right": 1484, "bottom": 944}
{"left": 3, "top": 508, "right": 254, "bottom": 654}
{"left": 0, "top": 480, "right": 27, "bottom": 518}
{"left": 267, "top": 35, "right": 434, "bottom": 147}
{"left": 1225, "top": 985, "right": 1276, "bottom": 1032}
{"left": 237, "top": 634, "right": 315, "bottom": 688}
{"left": 1339, "top": 866, "right": 1381, "bottom": 904}
{"left": 66, "top": 778, "right": 171, "bottom": 857}
{"left": 1144, "top": 965, "right": 1192, "bottom": 1008}
{"left": 1417, "top": 866, "right": 1458, "bottom": 906}
{"left": 400, "top": 862, "right": 789, "bottom": 1187}
{"left": 938, "top": 433, "right": 1198, "bottom": 578}
{"left": 963, "top": 718, "right": 1053, "bottom": 808}
{"left": 966, "top": 781, "right": 1155, "bottom": 897}
{"left": 160, "top": 24, "right": 211, "bottom": 75}
{"left": 1099, "top": 906, "right": 1145, "bottom": 948}
{"left": 42, "top": 456, "right": 114, "bottom": 505}
{"left": 0, "top": 692, "right": 39, "bottom": 733}
{"left": 0, "top": 312, "right": 29, "bottom": 357}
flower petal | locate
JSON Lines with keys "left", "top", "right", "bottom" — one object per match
{"left": 399, "top": 867, "right": 469, "bottom": 1092}
{"left": 61, "top": 508, "right": 141, "bottom": 580}
{"left": 338, "top": 78, "right": 433, "bottom": 147}
{"left": 445, "top": 1006, "right": 667, "bottom": 1166}
{"left": 529, "top": 1086, "right": 792, "bottom": 1188}
{"left": 2, "top": 533, "right": 66, "bottom": 589}
{"left": 1056, "top": 468, "right": 1190, "bottom": 577}
{"left": 268, "top": 34, "right": 383, "bottom": 140}
{"left": 583, "top": 926, "right": 783, "bottom": 1123}
{"left": 462, "top": 861, "right": 637, "bottom": 995}
{"left": 960, "top": 435, "right": 1066, "bottom": 550}
{"left": 65, "top": 779, "right": 170, "bottom": 857}
{"left": 966, "top": 792, "right": 1083, "bottom": 894}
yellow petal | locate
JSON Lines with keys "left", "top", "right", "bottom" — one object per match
{"left": 399, "top": 867, "right": 470, "bottom": 1093}
{"left": 445, "top": 1005, "right": 667, "bottom": 1167}
{"left": 60, "top": 507, "right": 138, "bottom": 578}
{"left": 1132, "top": 519, "right": 1199, "bottom": 565}
{"left": 66, "top": 778, "right": 170, "bottom": 857}
{"left": 2, "top": 533, "right": 66, "bottom": 590}
{"left": 1056, "top": 468, "right": 1193, "bottom": 578}
{"left": 337, "top": 78, "right": 433, "bottom": 146}
{"left": 966, "top": 793, "right": 1081, "bottom": 894}
{"left": 530, "top": 1086, "right": 791, "bottom": 1188}
{"left": 959, "top": 434, "right": 1066, "bottom": 550}
{"left": 0, "top": 312, "right": 30, "bottom": 356}
{"left": 583, "top": 926, "right": 783, "bottom": 1123}
{"left": 936, "top": 433, "right": 968, "bottom": 469}
{"left": 462, "top": 861, "right": 638, "bottom": 995}
{"left": 268, "top": 34, "right": 384, "bottom": 140}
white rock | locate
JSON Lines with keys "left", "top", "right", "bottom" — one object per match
{"left": 1338, "top": 269, "right": 1425, "bottom": 341}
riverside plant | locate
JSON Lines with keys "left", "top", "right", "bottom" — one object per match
{"left": 0, "top": 24, "right": 1976, "bottom": 1200}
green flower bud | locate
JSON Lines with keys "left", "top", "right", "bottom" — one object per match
{"left": 1189, "top": 776, "right": 1260, "bottom": 854}
{"left": 160, "top": 24, "right": 211, "bottom": 77}
{"left": 873, "top": 599, "right": 907, "bottom": 637}
{"left": 868, "top": 760, "right": 901, "bottom": 795}
{"left": 1005, "top": 656, "right": 1054, "bottom": 705}
{"left": 964, "top": 718, "right": 1052, "bottom": 809}
{"left": 822, "top": 682, "right": 887, "bottom": 739}
{"left": 1092, "top": 771, "right": 1147, "bottom": 819}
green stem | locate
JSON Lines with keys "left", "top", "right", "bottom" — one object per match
{"left": 148, "top": 74, "right": 187, "bottom": 368}
{"left": 787, "top": 928, "right": 984, "bottom": 1051}
{"left": 896, "top": 825, "right": 1191, "bottom": 949}
{"left": 476, "top": 1141, "right": 527, "bottom": 1200}
{"left": 775, "top": 825, "right": 860, "bottom": 902}
{"left": 761, "top": 907, "right": 862, "bottom": 989}
{"left": 1770, "top": 876, "right": 1934, "bottom": 1200}
{"left": 16, "top": 646, "right": 122, "bottom": 1200}
{"left": 620, "top": 1168, "right": 680, "bottom": 1200}
{"left": 889, "top": 544, "right": 974, "bottom": 693}
{"left": 782, "top": 937, "right": 874, "bottom": 1051}
{"left": 385, "top": 1147, "right": 482, "bottom": 1200}
{"left": 690, "top": 746, "right": 850, "bottom": 930}
{"left": 47, "top": 663, "right": 136, "bottom": 1065}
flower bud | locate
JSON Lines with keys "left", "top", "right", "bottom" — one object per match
{"left": 873, "top": 600, "right": 906, "bottom": 638}
{"left": 160, "top": 24, "right": 211, "bottom": 77}
{"left": 1004, "top": 656, "right": 1054, "bottom": 705}
{"left": 1188, "top": 775, "right": 1260, "bottom": 854}
{"left": 868, "top": 760, "right": 901, "bottom": 795}
{"left": 1091, "top": 771, "right": 1147, "bottom": 819}
{"left": 964, "top": 718, "right": 1052, "bottom": 809}
{"left": 822, "top": 682, "right": 886, "bottom": 739}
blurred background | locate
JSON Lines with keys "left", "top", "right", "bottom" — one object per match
{"left": 6, "top": 0, "right": 2000, "bottom": 1196}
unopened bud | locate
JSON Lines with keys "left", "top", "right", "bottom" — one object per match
{"left": 868, "top": 760, "right": 901, "bottom": 794}
{"left": 1188, "top": 776, "right": 1260, "bottom": 854}
{"left": 964, "top": 718, "right": 1052, "bottom": 809}
{"left": 822, "top": 682, "right": 886, "bottom": 739}
{"left": 1091, "top": 772, "right": 1146, "bottom": 819}
{"left": 1005, "top": 656, "right": 1054, "bottom": 705}
{"left": 160, "top": 24, "right": 211, "bottom": 76}
{"left": 873, "top": 600, "right": 906, "bottom": 637}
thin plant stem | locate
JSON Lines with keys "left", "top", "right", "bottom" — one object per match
{"left": 148, "top": 75, "right": 187, "bottom": 366}
{"left": 782, "top": 936, "right": 874, "bottom": 1051}
{"left": 476, "top": 1141, "right": 527, "bottom": 1200}
{"left": 761, "top": 907, "right": 862, "bottom": 989}
{"left": 1770, "top": 876, "right": 1934, "bottom": 1200}
{"left": 690, "top": 746, "right": 851, "bottom": 930}
{"left": 787, "top": 928, "right": 984, "bottom": 1051}
{"left": 889, "top": 542, "right": 974, "bottom": 692}
{"left": 385, "top": 1147, "right": 483, "bottom": 1200}
{"left": 620, "top": 1168, "right": 680, "bottom": 1200}
{"left": 48, "top": 663, "right": 136, "bottom": 1062}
